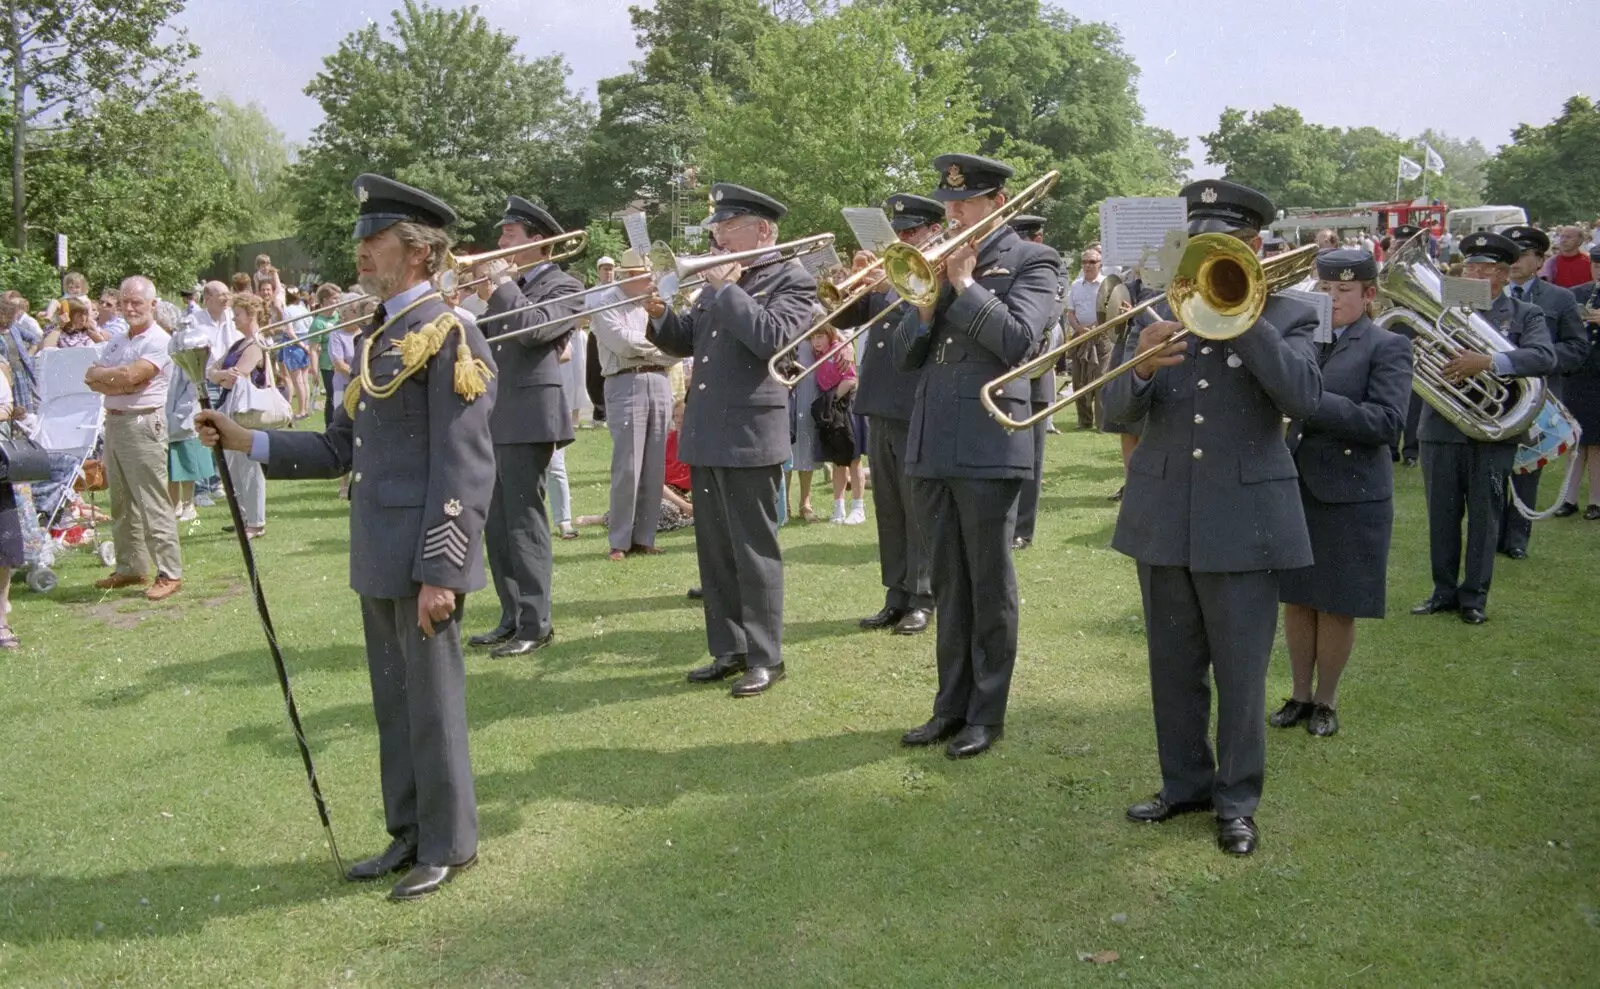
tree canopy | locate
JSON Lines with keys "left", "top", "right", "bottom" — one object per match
{"left": 1485, "top": 96, "right": 1600, "bottom": 225}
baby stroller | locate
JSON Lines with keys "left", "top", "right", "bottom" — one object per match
{"left": 18, "top": 347, "right": 110, "bottom": 593}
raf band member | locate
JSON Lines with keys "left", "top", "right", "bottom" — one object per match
{"left": 1553, "top": 246, "right": 1600, "bottom": 516}
{"left": 468, "top": 196, "right": 586, "bottom": 657}
{"left": 1390, "top": 225, "right": 1429, "bottom": 468}
{"left": 892, "top": 153, "right": 1061, "bottom": 759}
{"left": 1103, "top": 178, "right": 1322, "bottom": 855}
{"left": 198, "top": 175, "right": 497, "bottom": 899}
{"left": 645, "top": 184, "right": 816, "bottom": 696}
{"left": 1412, "top": 231, "right": 1554, "bottom": 624}
{"left": 831, "top": 192, "right": 944, "bottom": 637}
{"left": 1274, "top": 249, "right": 1413, "bottom": 738}
{"left": 1006, "top": 212, "right": 1065, "bottom": 551}
{"left": 1496, "top": 225, "right": 1589, "bottom": 559}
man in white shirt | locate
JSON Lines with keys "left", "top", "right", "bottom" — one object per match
{"left": 1065, "top": 245, "right": 1108, "bottom": 428}
{"left": 193, "top": 281, "right": 240, "bottom": 366}
{"left": 84, "top": 275, "right": 183, "bottom": 601}
{"left": 589, "top": 249, "right": 677, "bottom": 558}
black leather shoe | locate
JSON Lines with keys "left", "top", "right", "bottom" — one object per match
{"left": 1268, "top": 698, "right": 1314, "bottom": 728}
{"left": 859, "top": 605, "right": 907, "bottom": 630}
{"left": 1306, "top": 703, "right": 1339, "bottom": 737}
{"left": 1108, "top": 485, "right": 1124, "bottom": 502}
{"left": 1126, "top": 794, "right": 1211, "bottom": 823}
{"left": 1411, "top": 595, "right": 1459, "bottom": 615}
{"left": 489, "top": 629, "right": 554, "bottom": 658}
{"left": 686, "top": 586, "right": 703, "bottom": 600}
{"left": 468, "top": 625, "right": 515, "bottom": 648}
{"left": 1403, "top": 456, "right": 1418, "bottom": 468}
{"left": 1217, "top": 817, "right": 1258, "bottom": 855}
{"left": 686, "top": 654, "right": 746, "bottom": 683}
{"left": 945, "top": 723, "right": 1001, "bottom": 759}
{"left": 892, "top": 608, "right": 931, "bottom": 635}
{"left": 1505, "top": 547, "right": 1527, "bottom": 560}
{"left": 731, "top": 663, "right": 784, "bottom": 697}
{"left": 1585, "top": 505, "right": 1600, "bottom": 521}
{"left": 1460, "top": 608, "right": 1488, "bottom": 625}
{"left": 1552, "top": 501, "right": 1579, "bottom": 518}
{"left": 901, "top": 716, "right": 963, "bottom": 746}
{"left": 344, "top": 838, "right": 417, "bottom": 882}
{"left": 1012, "top": 536, "right": 1032, "bottom": 550}
{"left": 389, "top": 856, "right": 477, "bottom": 901}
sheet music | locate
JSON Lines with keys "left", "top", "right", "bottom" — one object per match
{"left": 1099, "top": 197, "right": 1188, "bottom": 273}
{"left": 1441, "top": 275, "right": 1493, "bottom": 311}
{"left": 799, "top": 244, "right": 842, "bottom": 277}
{"left": 1279, "top": 288, "right": 1335, "bottom": 344}
{"left": 841, "top": 208, "right": 899, "bottom": 255}
{"left": 622, "top": 212, "right": 651, "bottom": 257}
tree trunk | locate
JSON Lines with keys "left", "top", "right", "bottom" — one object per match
{"left": 8, "top": 1, "right": 25, "bottom": 250}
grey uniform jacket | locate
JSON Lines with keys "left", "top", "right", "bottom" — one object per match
{"left": 1417, "top": 293, "right": 1555, "bottom": 445}
{"left": 1029, "top": 271, "right": 1070, "bottom": 403}
{"left": 1522, "top": 278, "right": 1589, "bottom": 375}
{"left": 832, "top": 287, "right": 920, "bottom": 421}
{"left": 1570, "top": 282, "right": 1600, "bottom": 375}
{"left": 1286, "top": 315, "right": 1414, "bottom": 503}
{"left": 265, "top": 295, "right": 499, "bottom": 598}
{"left": 649, "top": 258, "right": 816, "bottom": 467}
{"left": 891, "top": 226, "right": 1061, "bottom": 479}
{"left": 481, "top": 263, "right": 585, "bottom": 447}
{"left": 1103, "top": 294, "right": 1322, "bottom": 571}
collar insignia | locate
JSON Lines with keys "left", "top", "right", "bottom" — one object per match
{"left": 945, "top": 165, "right": 966, "bottom": 190}
{"left": 1339, "top": 268, "right": 1354, "bottom": 281}
{"left": 357, "top": 186, "right": 369, "bottom": 204}
{"left": 1200, "top": 186, "right": 1218, "bottom": 204}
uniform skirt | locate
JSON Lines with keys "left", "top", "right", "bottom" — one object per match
{"left": 0, "top": 484, "right": 25, "bottom": 569}
{"left": 168, "top": 437, "right": 213, "bottom": 483}
{"left": 1278, "top": 483, "right": 1393, "bottom": 618}
{"left": 1561, "top": 370, "right": 1600, "bottom": 441}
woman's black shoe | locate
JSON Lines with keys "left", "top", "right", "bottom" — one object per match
{"left": 1268, "top": 698, "right": 1314, "bottom": 728}
{"left": 1585, "top": 505, "right": 1600, "bottom": 521}
{"left": 1306, "top": 703, "right": 1339, "bottom": 737}
{"left": 1551, "top": 501, "right": 1579, "bottom": 518}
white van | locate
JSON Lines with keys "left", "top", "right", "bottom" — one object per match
{"left": 1445, "top": 206, "right": 1528, "bottom": 237}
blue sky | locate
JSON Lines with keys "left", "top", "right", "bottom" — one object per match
{"left": 178, "top": 0, "right": 1592, "bottom": 178}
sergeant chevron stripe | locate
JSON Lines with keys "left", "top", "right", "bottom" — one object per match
{"left": 422, "top": 519, "right": 469, "bottom": 570}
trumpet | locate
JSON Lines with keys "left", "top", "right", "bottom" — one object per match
{"left": 816, "top": 255, "right": 887, "bottom": 309}
{"left": 881, "top": 170, "right": 1059, "bottom": 306}
{"left": 436, "top": 229, "right": 590, "bottom": 294}
{"left": 981, "top": 237, "right": 1320, "bottom": 430}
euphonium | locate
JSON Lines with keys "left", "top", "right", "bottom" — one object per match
{"left": 1373, "top": 235, "right": 1544, "bottom": 444}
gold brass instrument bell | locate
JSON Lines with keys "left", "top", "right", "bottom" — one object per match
{"left": 980, "top": 236, "right": 1321, "bottom": 430}
{"left": 435, "top": 229, "right": 590, "bottom": 294}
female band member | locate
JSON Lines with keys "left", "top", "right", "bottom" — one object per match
{"left": 1273, "top": 249, "right": 1414, "bottom": 737}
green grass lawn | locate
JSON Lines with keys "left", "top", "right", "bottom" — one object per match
{"left": 1, "top": 425, "right": 1595, "bottom": 987}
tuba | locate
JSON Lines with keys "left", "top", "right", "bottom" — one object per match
{"left": 1373, "top": 234, "right": 1544, "bottom": 444}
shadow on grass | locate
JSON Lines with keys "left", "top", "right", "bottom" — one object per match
{"left": 86, "top": 643, "right": 366, "bottom": 710}
{"left": 0, "top": 859, "right": 365, "bottom": 945}
{"left": 780, "top": 542, "right": 883, "bottom": 567}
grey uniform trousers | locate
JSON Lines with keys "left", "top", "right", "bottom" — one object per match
{"left": 603, "top": 370, "right": 672, "bottom": 551}
{"left": 1014, "top": 401, "right": 1048, "bottom": 542}
{"left": 1136, "top": 565, "right": 1278, "bottom": 820}
{"left": 359, "top": 595, "right": 477, "bottom": 866}
{"left": 866, "top": 416, "right": 933, "bottom": 611}
{"left": 914, "top": 476, "right": 1022, "bottom": 727}
{"left": 1421, "top": 440, "right": 1514, "bottom": 611}
{"left": 692, "top": 464, "right": 784, "bottom": 669}
{"left": 486, "top": 441, "right": 555, "bottom": 639}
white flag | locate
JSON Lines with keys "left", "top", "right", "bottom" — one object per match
{"left": 1398, "top": 155, "right": 1423, "bottom": 182}
{"left": 1424, "top": 145, "right": 1445, "bottom": 175}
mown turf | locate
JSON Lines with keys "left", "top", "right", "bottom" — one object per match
{"left": 1, "top": 426, "right": 1595, "bottom": 987}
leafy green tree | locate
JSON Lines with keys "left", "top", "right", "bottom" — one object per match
{"left": 1202, "top": 105, "right": 1340, "bottom": 208}
{"left": 25, "top": 86, "right": 241, "bottom": 293}
{"left": 0, "top": 0, "right": 196, "bottom": 248}
{"left": 694, "top": 2, "right": 980, "bottom": 242}
{"left": 209, "top": 96, "right": 296, "bottom": 243}
{"left": 1485, "top": 96, "right": 1600, "bottom": 225}
{"left": 291, "top": 0, "right": 593, "bottom": 282}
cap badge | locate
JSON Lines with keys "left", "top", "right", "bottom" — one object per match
{"left": 444, "top": 498, "right": 462, "bottom": 518}
{"left": 1339, "top": 268, "right": 1354, "bottom": 281}
{"left": 357, "top": 185, "right": 370, "bottom": 204}
{"left": 945, "top": 165, "right": 966, "bottom": 190}
{"left": 713, "top": 190, "right": 724, "bottom": 202}
{"left": 1200, "top": 187, "right": 1218, "bottom": 204}
{"left": 893, "top": 201, "right": 904, "bottom": 212}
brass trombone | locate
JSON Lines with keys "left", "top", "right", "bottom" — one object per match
{"left": 262, "top": 297, "right": 377, "bottom": 352}
{"left": 436, "top": 229, "right": 590, "bottom": 293}
{"left": 882, "top": 170, "right": 1059, "bottom": 306}
{"left": 980, "top": 236, "right": 1320, "bottom": 430}
{"left": 258, "top": 292, "right": 370, "bottom": 337}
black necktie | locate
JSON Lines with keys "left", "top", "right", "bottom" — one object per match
{"left": 1512, "top": 285, "right": 1524, "bottom": 301}
{"left": 371, "top": 303, "right": 387, "bottom": 330}
{"left": 1319, "top": 341, "right": 1334, "bottom": 366}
